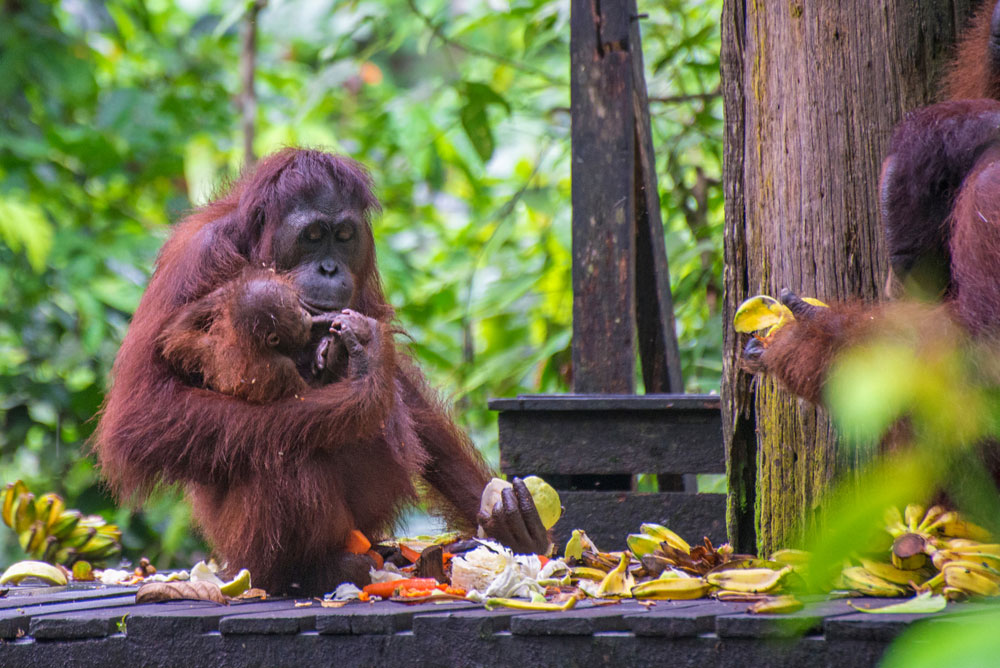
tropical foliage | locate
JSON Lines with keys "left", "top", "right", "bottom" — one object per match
{"left": 0, "top": 0, "right": 723, "bottom": 564}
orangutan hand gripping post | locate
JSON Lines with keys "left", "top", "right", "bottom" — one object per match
{"left": 94, "top": 149, "right": 549, "bottom": 594}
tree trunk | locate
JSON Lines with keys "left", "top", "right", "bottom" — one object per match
{"left": 721, "top": 0, "right": 975, "bottom": 555}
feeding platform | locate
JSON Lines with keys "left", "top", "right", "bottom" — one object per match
{"left": 0, "top": 584, "right": 972, "bottom": 667}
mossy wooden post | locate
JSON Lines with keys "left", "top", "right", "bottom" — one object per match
{"left": 721, "top": 1, "right": 975, "bottom": 554}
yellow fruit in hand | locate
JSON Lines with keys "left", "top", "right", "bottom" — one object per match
{"left": 523, "top": 476, "right": 561, "bottom": 530}
{"left": 733, "top": 296, "right": 794, "bottom": 334}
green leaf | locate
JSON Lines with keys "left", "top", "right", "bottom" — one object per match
{"left": 0, "top": 196, "right": 53, "bottom": 272}
{"left": 460, "top": 102, "right": 494, "bottom": 162}
{"left": 849, "top": 592, "right": 946, "bottom": 615}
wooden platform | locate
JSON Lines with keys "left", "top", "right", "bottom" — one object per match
{"left": 491, "top": 393, "right": 726, "bottom": 549}
{"left": 0, "top": 584, "right": 975, "bottom": 667}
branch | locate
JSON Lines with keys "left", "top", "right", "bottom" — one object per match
{"left": 405, "top": 0, "right": 567, "bottom": 86}
{"left": 239, "top": 0, "right": 267, "bottom": 168}
{"left": 649, "top": 89, "right": 721, "bottom": 105}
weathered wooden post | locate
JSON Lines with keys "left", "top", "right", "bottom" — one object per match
{"left": 721, "top": 1, "right": 975, "bottom": 554}
{"left": 491, "top": 0, "right": 726, "bottom": 549}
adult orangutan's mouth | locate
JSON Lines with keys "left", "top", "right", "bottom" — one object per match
{"left": 299, "top": 298, "right": 340, "bottom": 315}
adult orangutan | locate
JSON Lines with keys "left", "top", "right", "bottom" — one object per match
{"left": 94, "top": 149, "right": 548, "bottom": 594}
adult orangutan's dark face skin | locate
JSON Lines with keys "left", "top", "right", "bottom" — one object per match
{"left": 270, "top": 189, "right": 366, "bottom": 314}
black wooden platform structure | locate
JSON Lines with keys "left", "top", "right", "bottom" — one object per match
{"left": 0, "top": 584, "right": 977, "bottom": 667}
{"left": 492, "top": 394, "right": 726, "bottom": 550}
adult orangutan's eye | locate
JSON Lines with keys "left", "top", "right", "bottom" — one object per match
{"left": 266, "top": 333, "right": 280, "bottom": 347}
{"left": 334, "top": 225, "right": 354, "bottom": 242}
{"left": 304, "top": 223, "right": 324, "bottom": 242}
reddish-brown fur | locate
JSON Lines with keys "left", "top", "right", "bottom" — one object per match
{"left": 94, "top": 149, "right": 493, "bottom": 594}
{"left": 944, "top": 1, "right": 1000, "bottom": 100}
{"left": 157, "top": 267, "right": 314, "bottom": 403}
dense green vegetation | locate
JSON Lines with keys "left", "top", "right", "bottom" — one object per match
{"left": 0, "top": 0, "right": 723, "bottom": 565}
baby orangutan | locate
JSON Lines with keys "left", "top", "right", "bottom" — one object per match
{"left": 157, "top": 266, "right": 330, "bottom": 403}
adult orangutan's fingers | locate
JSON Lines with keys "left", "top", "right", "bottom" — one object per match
{"left": 741, "top": 338, "right": 766, "bottom": 374}
{"left": 511, "top": 478, "right": 548, "bottom": 547}
{"left": 500, "top": 487, "right": 532, "bottom": 551}
{"left": 779, "top": 288, "right": 821, "bottom": 320}
{"left": 483, "top": 506, "right": 514, "bottom": 547}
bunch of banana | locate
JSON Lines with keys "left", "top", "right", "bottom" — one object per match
{"left": 883, "top": 504, "right": 993, "bottom": 570}
{"left": 921, "top": 540, "right": 1000, "bottom": 600}
{"left": 1, "top": 481, "right": 122, "bottom": 567}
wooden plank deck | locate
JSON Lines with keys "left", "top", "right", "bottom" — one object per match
{"left": 0, "top": 584, "right": 972, "bottom": 667}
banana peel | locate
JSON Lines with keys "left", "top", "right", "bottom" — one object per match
{"left": 733, "top": 294, "right": 828, "bottom": 340}
{"left": 0, "top": 560, "right": 68, "bottom": 586}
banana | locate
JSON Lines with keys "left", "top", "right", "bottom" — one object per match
{"left": 53, "top": 547, "right": 77, "bottom": 565}
{"left": 917, "top": 505, "right": 949, "bottom": 532}
{"left": 638, "top": 523, "right": 691, "bottom": 553}
{"left": 595, "top": 553, "right": 634, "bottom": 598}
{"left": 564, "top": 529, "right": 596, "bottom": 561}
{"left": 485, "top": 595, "right": 580, "bottom": 612}
{"left": 945, "top": 539, "right": 998, "bottom": 552}
{"left": 95, "top": 524, "right": 122, "bottom": 539}
{"left": 939, "top": 559, "right": 1000, "bottom": 579}
{"left": 18, "top": 521, "right": 46, "bottom": 557}
{"left": 884, "top": 506, "right": 907, "bottom": 537}
{"left": 35, "top": 493, "right": 64, "bottom": 528}
{"left": 749, "top": 595, "right": 804, "bottom": 614}
{"left": 220, "top": 569, "right": 252, "bottom": 597}
{"left": 13, "top": 493, "right": 36, "bottom": 533}
{"left": 61, "top": 526, "right": 97, "bottom": 549}
{"left": 49, "top": 510, "right": 81, "bottom": 539}
{"left": 626, "top": 534, "right": 661, "bottom": 558}
{"left": 858, "top": 559, "right": 924, "bottom": 587}
{"left": 706, "top": 567, "right": 790, "bottom": 594}
{"left": 927, "top": 512, "right": 993, "bottom": 541}
{"left": 840, "top": 566, "right": 907, "bottom": 597}
{"left": 0, "top": 560, "right": 68, "bottom": 586}
{"left": 631, "top": 577, "right": 710, "bottom": 600}
{"left": 904, "top": 504, "right": 925, "bottom": 532}
{"left": 770, "top": 549, "right": 811, "bottom": 566}
{"left": 40, "top": 536, "right": 60, "bottom": 563}
{"left": 2, "top": 481, "right": 27, "bottom": 528}
{"left": 932, "top": 549, "right": 1000, "bottom": 572}
{"left": 942, "top": 564, "right": 1000, "bottom": 597}
{"left": 570, "top": 567, "right": 608, "bottom": 582}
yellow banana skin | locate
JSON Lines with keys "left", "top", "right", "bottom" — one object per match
{"left": 770, "top": 549, "right": 811, "bottom": 566}
{"left": 631, "top": 577, "right": 710, "bottom": 600}
{"left": 942, "top": 564, "right": 1000, "bottom": 597}
{"left": 706, "top": 567, "right": 789, "bottom": 594}
{"left": 932, "top": 550, "right": 1000, "bottom": 573}
{"left": 595, "top": 553, "right": 634, "bottom": 597}
{"left": 840, "top": 566, "right": 907, "bottom": 597}
{"left": 749, "top": 595, "right": 804, "bottom": 614}
{"left": 627, "top": 534, "right": 661, "bottom": 558}
{"left": 858, "top": 559, "right": 925, "bottom": 587}
{"left": 638, "top": 523, "right": 691, "bottom": 553}
{"left": 0, "top": 560, "right": 68, "bottom": 586}
{"left": 570, "top": 567, "right": 608, "bottom": 582}
{"left": 2, "top": 481, "right": 27, "bottom": 528}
